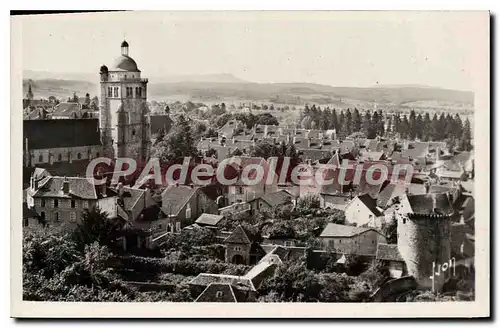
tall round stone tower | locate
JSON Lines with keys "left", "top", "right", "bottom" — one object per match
{"left": 396, "top": 193, "right": 453, "bottom": 291}
{"left": 98, "top": 40, "right": 151, "bottom": 162}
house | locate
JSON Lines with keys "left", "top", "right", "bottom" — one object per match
{"left": 189, "top": 273, "right": 257, "bottom": 302}
{"left": 195, "top": 213, "right": 225, "bottom": 229}
{"left": 23, "top": 202, "right": 42, "bottom": 230}
{"left": 51, "top": 102, "right": 95, "bottom": 119}
{"left": 248, "top": 190, "right": 293, "bottom": 214}
{"left": 375, "top": 243, "right": 406, "bottom": 278}
{"left": 224, "top": 225, "right": 265, "bottom": 265}
{"left": 344, "top": 193, "right": 385, "bottom": 228}
{"left": 97, "top": 184, "right": 167, "bottom": 249}
{"left": 319, "top": 193, "right": 351, "bottom": 210}
{"left": 161, "top": 185, "right": 218, "bottom": 232}
{"left": 26, "top": 175, "right": 112, "bottom": 228}
{"left": 319, "top": 223, "right": 387, "bottom": 256}
{"left": 195, "top": 283, "right": 240, "bottom": 303}
{"left": 224, "top": 157, "right": 278, "bottom": 205}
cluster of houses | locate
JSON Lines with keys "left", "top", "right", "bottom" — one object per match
{"left": 22, "top": 125, "right": 475, "bottom": 302}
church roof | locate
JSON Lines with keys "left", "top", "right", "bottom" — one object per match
{"left": 111, "top": 55, "right": 140, "bottom": 72}
{"left": 23, "top": 119, "right": 101, "bottom": 149}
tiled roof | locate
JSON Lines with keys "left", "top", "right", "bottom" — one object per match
{"left": 195, "top": 213, "right": 224, "bottom": 226}
{"left": 356, "top": 193, "right": 383, "bottom": 216}
{"left": 224, "top": 225, "right": 252, "bottom": 244}
{"left": 195, "top": 283, "right": 238, "bottom": 303}
{"left": 402, "top": 142, "right": 428, "bottom": 159}
{"left": 377, "top": 183, "right": 407, "bottom": 208}
{"left": 161, "top": 185, "right": 198, "bottom": 216}
{"left": 118, "top": 186, "right": 146, "bottom": 212}
{"left": 298, "top": 149, "right": 333, "bottom": 162}
{"left": 376, "top": 243, "right": 404, "bottom": 262}
{"left": 23, "top": 119, "right": 101, "bottom": 149}
{"left": 405, "top": 193, "right": 454, "bottom": 216}
{"left": 32, "top": 176, "right": 99, "bottom": 199}
{"left": 319, "top": 223, "right": 376, "bottom": 238}
{"left": 259, "top": 190, "right": 293, "bottom": 207}
{"left": 189, "top": 273, "right": 256, "bottom": 291}
{"left": 51, "top": 102, "right": 83, "bottom": 118}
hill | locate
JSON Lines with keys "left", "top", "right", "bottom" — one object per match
{"left": 22, "top": 74, "right": 474, "bottom": 108}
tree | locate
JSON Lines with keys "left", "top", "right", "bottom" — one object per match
{"left": 84, "top": 93, "right": 91, "bottom": 106}
{"left": 352, "top": 108, "right": 362, "bottom": 133}
{"left": 71, "top": 207, "right": 122, "bottom": 251}
{"left": 459, "top": 118, "right": 473, "bottom": 151}
{"left": 151, "top": 114, "right": 199, "bottom": 163}
{"left": 70, "top": 92, "right": 79, "bottom": 103}
{"left": 362, "top": 111, "right": 375, "bottom": 139}
{"left": 344, "top": 109, "right": 353, "bottom": 136}
{"left": 381, "top": 217, "right": 398, "bottom": 244}
{"left": 255, "top": 113, "right": 279, "bottom": 126}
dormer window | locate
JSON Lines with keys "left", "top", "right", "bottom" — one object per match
{"left": 216, "top": 291, "right": 224, "bottom": 298}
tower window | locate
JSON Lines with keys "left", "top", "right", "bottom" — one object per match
{"left": 108, "top": 87, "right": 112, "bottom": 97}
{"left": 113, "top": 87, "right": 119, "bottom": 98}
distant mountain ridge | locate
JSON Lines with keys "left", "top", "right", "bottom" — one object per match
{"left": 22, "top": 70, "right": 474, "bottom": 107}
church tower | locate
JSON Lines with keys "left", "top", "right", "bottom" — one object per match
{"left": 99, "top": 40, "right": 150, "bottom": 162}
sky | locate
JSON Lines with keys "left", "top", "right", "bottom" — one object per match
{"left": 16, "top": 11, "right": 488, "bottom": 91}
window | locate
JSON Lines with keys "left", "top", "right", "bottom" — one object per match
{"left": 329, "top": 240, "right": 335, "bottom": 247}
{"left": 96, "top": 152, "right": 100, "bottom": 158}
{"left": 124, "top": 75, "right": 127, "bottom": 80}
{"left": 40, "top": 211, "right": 45, "bottom": 220}
{"left": 77, "top": 153, "right": 82, "bottom": 160}
{"left": 136, "top": 87, "right": 142, "bottom": 98}
{"left": 54, "top": 199, "right": 59, "bottom": 208}
{"left": 132, "top": 129, "right": 136, "bottom": 136}
{"left": 108, "top": 87, "right": 112, "bottom": 97}
{"left": 58, "top": 154, "right": 62, "bottom": 161}
{"left": 40, "top": 199, "right": 45, "bottom": 207}
{"left": 372, "top": 240, "right": 375, "bottom": 244}
{"left": 215, "top": 291, "right": 224, "bottom": 298}
{"left": 69, "top": 212, "right": 77, "bottom": 223}
{"left": 71, "top": 200, "right": 76, "bottom": 208}
{"left": 23, "top": 218, "right": 28, "bottom": 227}
{"left": 175, "top": 221, "right": 181, "bottom": 232}
{"left": 113, "top": 87, "right": 118, "bottom": 98}
{"left": 83, "top": 200, "right": 89, "bottom": 209}
{"left": 234, "top": 246, "right": 241, "bottom": 251}
{"left": 158, "top": 224, "right": 162, "bottom": 229}
{"left": 38, "top": 155, "right": 43, "bottom": 163}
{"left": 339, "top": 239, "right": 342, "bottom": 244}
{"left": 54, "top": 212, "right": 60, "bottom": 222}
{"left": 185, "top": 206, "right": 191, "bottom": 219}
{"left": 237, "top": 187, "right": 244, "bottom": 194}
{"left": 403, "top": 218, "right": 406, "bottom": 224}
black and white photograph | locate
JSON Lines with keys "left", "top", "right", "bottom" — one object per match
{"left": 10, "top": 10, "right": 490, "bottom": 318}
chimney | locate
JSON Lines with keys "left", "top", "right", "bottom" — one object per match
{"left": 117, "top": 182, "right": 124, "bottom": 196}
{"left": 30, "top": 175, "right": 38, "bottom": 191}
{"left": 62, "top": 176, "right": 70, "bottom": 194}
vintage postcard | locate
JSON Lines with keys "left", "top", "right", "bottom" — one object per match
{"left": 10, "top": 11, "right": 490, "bottom": 318}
